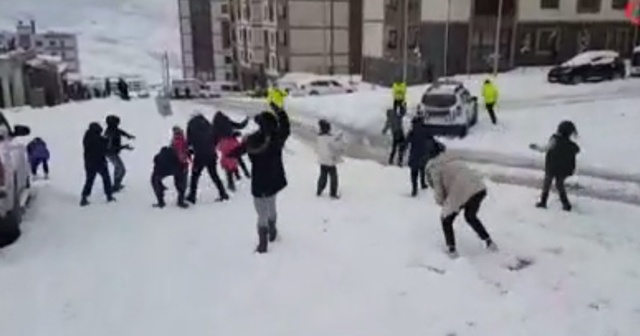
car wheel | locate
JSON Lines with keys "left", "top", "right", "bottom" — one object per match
{"left": 613, "top": 71, "right": 624, "bottom": 80}
{"left": 346, "top": 89, "right": 353, "bottom": 93}
{"left": 571, "top": 75, "right": 582, "bottom": 85}
{"left": 0, "top": 177, "right": 23, "bottom": 249}
{"left": 459, "top": 125, "right": 468, "bottom": 138}
{"left": 471, "top": 105, "right": 478, "bottom": 126}
{"left": 309, "top": 91, "right": 319, "bottom": 96}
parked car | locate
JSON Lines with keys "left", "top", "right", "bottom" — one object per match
{"left": 200, "top": 81, "right": 244, "bottom": 98}
{"left": 417, "top": 79, "right": 478, "bottom": 137}
{"left": 279, "top": 78, "right": 355, "bottom": 97}
{"left": 171, "top": 79, "right": 202, "bottom": 99}
{"left": 630, "top": 46, "right": 640, "bottom": 77}
{"left": 547, "top": 50, "right": 626, "bottom": 84}
{"left": 0, "top": 112, "right": 32, "bottom": 248}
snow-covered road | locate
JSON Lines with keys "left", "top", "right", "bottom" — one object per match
{"left": 201, "top": 99, "right": 640, "bottom": 206}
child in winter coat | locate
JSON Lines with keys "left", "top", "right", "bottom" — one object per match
{"left": 315, "top": 119, "right": 346, "bottom": 199}
{"left": 104, "top": 115, "right": 135, "bottom": 192}
{"left": 406, "top": 116, "right": 437, "bottom": 197}
{"left": 530, "top": 120, "right": 580, "bottom": 212}
{"left": 27, "top": 137, "right": 50, "bottom": 179}
{"left": 81, "top": 122, "right": 115, "bottom": 206}
{"left": 217, "top": 133, "right": 242, "bottom": 192}
{"left": 425, "top": 142, "right": 497, "bottom": 258}
{"left": 151, "top": 145, "right": 189, "bottom": 209}
{"left": 382, "top": 108, "right": 406, "bottom": 166}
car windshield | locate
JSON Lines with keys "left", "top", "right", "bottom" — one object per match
{"left": 422, "top": 94, "right": 456, "bottom": 108}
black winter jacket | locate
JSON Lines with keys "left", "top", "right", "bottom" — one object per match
{"left": 153, "top": 146, "right": 182, "bottom": 177}
{"left": 187, "top": 115, "right": 216, "bottom": 160}
{"left": 83, "top": 124, "right": 108, "bottom": 170}
{"left": 105, "top": 126, "right": 133, "bottom": 155}
{"left": 234, "top": 107, "right": 291, "bottom": 197}
{"left": 212, "top": 112, "right": 249, "bottom": 144}
{"left": 545, "top": 134, "right": 580, "bottom": 177}
{"left": 406, "top": 123, "right": 436, "bottom": 169}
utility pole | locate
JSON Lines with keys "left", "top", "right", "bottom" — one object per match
{"left": 402, "top": 0, "right": 409, "bottom": 82}
{"left": 443, "top": 0, "right": 451, "bottom": 77}
{"left": 492, "top": 0, "right": 504, "bottom": 76}
{"left": 330, "top": 0, "right": 335, "bottom": 74}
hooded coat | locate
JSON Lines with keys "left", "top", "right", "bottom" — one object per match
{"left": 104, "top": 115, "right": 133, "bottom": 155}
{"left": 212, "top": 111, "right": 249, "bottom": 144}
{"left": 426, "top": 152, "right": 487, "bottom": 217}
{"left": 171, "top": 127, "right": 190, "bottom": 168}
{"left": 83, "top": 123, "right": 108, "bottom": 170}
{"left": 406, "top": 118, "right": 436, "bottom": 169}
{"left": 316, "top": 122, "right": 346, "bottom": 166}
{"left": 187, "top": 114, "right": 216, "bottom": 161}
{"left": 543, "top": 121, "right": 581, "bottom": 177}
{"left": 234, "top": 106, "right": 291, "bottom": 197}
{"left": 27, "top": 138, "right": 50, "bottom": 163}
{"left": 153, "top": 146, "right": 182, "bottom": 177}
{"left": 382, "top": 108, "right": 405, "bottom": 137}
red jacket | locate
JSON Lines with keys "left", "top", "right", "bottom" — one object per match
{"left": 217, "top": 137, "right": 240, "bottom": 172}
{"left": 172, "top": 132, "right": 190, "bottom": 167}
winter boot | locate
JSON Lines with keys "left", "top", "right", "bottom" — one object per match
{"left": 186, "top": 192, "right": 197, "bottom": 204}
{"left": 176, "top": 194, "right": 189, "bottom": 209}
{"left": 80, "top": 197, "right": 89, "bottom": 207}
{"left": 535, "top": 201, "right": 547, "bottom": 209}
{"left": 446, "top": 246, "right": 459, "bottom": 259}
{"left": 411, "top": 189, "right": 418, "bottom": 197}
{"left": 256, "top": 227, "right": 269, "bottom": 253}
{"left": 112, "top": 184, "right": 124, "bottom": 193}
{"left": 106, "top": 195, "right": 116, "bottom": 203}
{"left": 268, "top": 220, "right": 278, "bottom": 242}
{"left": 562, "top": 203, "right": 572, "bottom": 212}
{"left": 153, "top": 200, "right": 166, "bottom": 209}
{"left": 215, "top": 193, "right": 230, "bottom": 202}
{"left": 485, "top": 239, "right": 499, "bottom": 252}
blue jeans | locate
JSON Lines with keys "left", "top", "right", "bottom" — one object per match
{"left": 107, "top": 154, "right": 126, "bottom": 188}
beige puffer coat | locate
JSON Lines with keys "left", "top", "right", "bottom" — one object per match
{"left": 425, "top": 152, "right": 487, "bottom": 217}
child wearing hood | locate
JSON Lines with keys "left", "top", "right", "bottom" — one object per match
{"left": 530, "top": 120, "right": 580, "bottom": 211}
{"left": 27, "top": 137, "right": 50, "bottom": 179}
{"left": 81, "top": 122, "right": 115, "bottom": 206}
{"left": 382, "top": 108, "right": 406, "bottom": 166}
{"left": 231, "top": 105, "right": 291, "bottom": 253}
{"left": 425, "top": 142, "right": 497, "bottom": 258}
{"left": 405, "top": 116, "right": 437, "bottom": 197}
{"left": 217, "top": 130, "right": 243, "bottom": 192}
{"left": 315, "top": 119, "right": 346, "bottom": 199}
{"left": 104, "top": 115, "right": 135, "bottom": 192}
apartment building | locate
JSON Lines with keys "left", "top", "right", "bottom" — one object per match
{"left": 363, "top": 0, "right": 639, "bottom": 85}
{"left": 0, "top": 20, "right": 80, "bottom": 74}
{"left": 231, "top": 0, "right": 363, "bottom": 88}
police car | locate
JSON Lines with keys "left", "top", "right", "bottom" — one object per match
{"left": 416, "top": 79, "right": 478, "bottom": 137}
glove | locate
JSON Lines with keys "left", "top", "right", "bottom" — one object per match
{"left": 528, "top": 143, "right": 538, "bottom": 150}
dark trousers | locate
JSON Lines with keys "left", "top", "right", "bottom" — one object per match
{"left": 30, "top": 159, "right": 49, "bottom": 176}
{"left": 107, "top": 154, "right": 126, "bottom": 189}
{"left": 389, "top": 134, "right": 406, "bottom": 166}
{"left": 225, "top": 169, "right": 239, "bottom": 191}
{"left": 441, "top": 190, "right": 491, "bottom": 250}
{"left": 485, "top": 103, "right": 498, "bottom": 125}
{"left": 238, "top": 156, "right": 251, "bottom": 178}
{"left": 393, "top": 99, "right": 405, "bottom": 116}
{"left": 410, "top": 166, "right": 427, "bottom": 195}
{"left": 151, "top": 170, "right": 187, "bottom": 204}
{"left": 188, "top": 156, "right": 228, "bottom": 198}
{"left": 317, "top": 165, "right": 338, "bottom": 197}
{"left": 539, "top": 174, "right": 571, "bottom": 207}
{"left": 82, "top": 164, "right": 113, "bottom": 199}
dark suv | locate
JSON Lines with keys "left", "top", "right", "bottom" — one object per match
{"left": 548, "top": 50, "right": 626, "bottom": 84}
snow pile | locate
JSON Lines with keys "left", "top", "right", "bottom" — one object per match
{"left": 0, "top": 0, "right": 180, "bottom": 81}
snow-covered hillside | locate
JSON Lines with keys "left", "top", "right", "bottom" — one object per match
{"left": 1, "top": 99, "right": 640, "bottom": 335}
{"left": 0, "top": 0, "right": 180, "bottom": 81}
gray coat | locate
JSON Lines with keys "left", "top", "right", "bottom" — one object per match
{"left": 426, "top": 152, "right": 487, "bottom": 217}
{"left": 382, "top": 109, "right": 404, "bottom": 136}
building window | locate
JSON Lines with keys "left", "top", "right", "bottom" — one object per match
{"left": 270, "top": 54, "right": 277, "bottom": 70}
{"left": 408, "top": 0, "right": 419, "bottom": 11}
{"left": 386, "top": 0, "right": 399, "bottom": 11}
{"left": 225, "top": 56, "right": 233, "bottom": 64}
{"left": 278, "top": 56, "right": 289, "bottom": 72}
{"left": 535, "top": 28, "right": 559, "bottom": 54}
{"left": 49, "top": 40, "right": 56, "bottom": 47}
{"left": 576, "top": 29, "right": 591, "bottom": 52}
{"left": 278, "top": 3, "right": 287, "bottom": 19}
{"left": 248, "top": 51, "right": 253, "bottom": 62}
{"left": 278, "top": 30, "right": 288, "bottom": 46}
{"left": 35, "top": 40, "right": 43, "bottom": 47}
{"left": 270, "top": 31, "right": 276, "bottom": 48}
{"left": 577, "top": 0, "right": 601, "bottom": 13}
{"left": 269, "top": 3, "right": 275, "bottom": 21}
{"left": 408, "top": 27, "right": 418, "bottom": 49}
{"left": 387, "top": 29, "right": 398, "bottom": 49}
{"left": 611, "top": 0, "right": 626, "bottom": 10}
{"left": 221, "top": 3, "right": 228, "bottom": 13}
{"left": 540, "top": 0, "right": 559, "bottom": 9}
{"left": 225, "top": 72, "right": 232, "bottom": 81}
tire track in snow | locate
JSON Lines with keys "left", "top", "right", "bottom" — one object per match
{"left": 199, "top": 99, "right": 640, "bottom": 206}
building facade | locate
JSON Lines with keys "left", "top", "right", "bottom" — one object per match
{"left": 363, "top": 0, "right": 640, "bottom": 86}
{"left": 181, "top": 0, "right": 363, "bottom": 88}
{"left": 0, "top": 21, "right": 80, "bottom": 74}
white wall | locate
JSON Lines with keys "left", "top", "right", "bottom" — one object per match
{"left": 290, "top": 54, "right": 349, "bottom": 72}
{"left": 289, "top": 29, "right": 348, "bottom": 54}
{"left": 519, "top": 0, "right": 627, "bottom": 22}
{"left": 421, "top": 0, "right": 472, "bottom": 22}
{"left": 289, "top": 0, "right": 349, "bottom": 27}
{"left": 364, "top": 0, "right": 385, "bottom": 20}
{"left": 362, "top": 22, "right": 384, "bottom": 57}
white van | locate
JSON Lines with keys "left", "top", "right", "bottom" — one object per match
{"left": 631, "top": 46, "right": 640, "bottom": 77}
